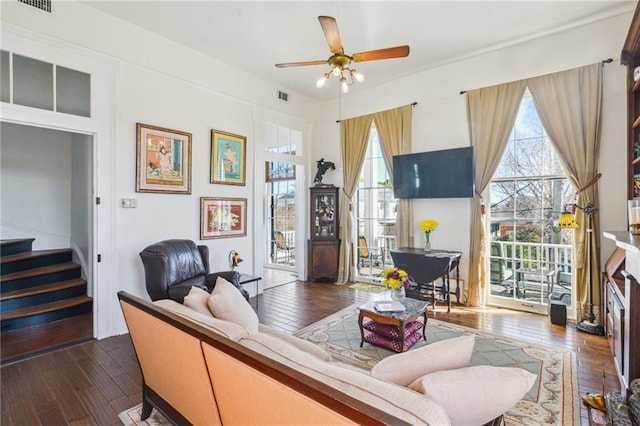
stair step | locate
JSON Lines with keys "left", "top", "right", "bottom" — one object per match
{"left": 1, "top": 278, "right": 86, "bottom": 301}
{"left": 0, "top": 239, "right": 35, "bottom": 256}
{"left": 1, "top": 262, "right": 81, "bottom": 293}
{"left": 1, "top": 295, "right": 92, "bottom": 320}
{"left": 1, "top": 296, "right": 93, "bottom": 332}
{"left": 0, "top": 279, "right": 87, "bottom": 313}
{"left": 1, "top": 248, "right": 73, "bottom": 275}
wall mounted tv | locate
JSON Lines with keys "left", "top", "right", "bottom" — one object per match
{"left": 392, "top": 146, "right": 475, "bottom": 199}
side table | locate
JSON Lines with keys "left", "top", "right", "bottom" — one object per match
{"left": 357, "top": 296, "right": 430, "bottom": 353}
{"left": 238, "top": 274, "right": 261, "bottom": 311}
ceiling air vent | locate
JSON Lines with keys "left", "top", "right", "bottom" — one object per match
{"left": 277, "top": 90, "right": 289, "bottom": 103}
{"left": 18, "top": 0, "right": 51, "bottom": 12}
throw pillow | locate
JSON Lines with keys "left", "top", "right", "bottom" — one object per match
{"left": 183, "top": 286, "right": 214, "bottom": 318}
{"left": 154, "top": 299, "right": 250, "bottom": 341}
{"left": 370, "top": 333, "right": 475, "bottom": 386}
{"left": 208, "top": 276, "right": 259, "bottom": 334}
{"left": 408, "top": 365, "right": 537, "bottom": 426}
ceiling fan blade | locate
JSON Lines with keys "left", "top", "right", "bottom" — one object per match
{"left": 318, "top": 16, "right": 344, "bottom": 55}
{"left": 352, "top": 45, "right": 410, "bottom": 62}
{"left": 275, "top": 60, "right": 328, "bottom": 68}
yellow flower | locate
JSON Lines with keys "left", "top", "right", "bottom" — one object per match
{"left": 419, "top": 219, "right": 438, "bottom": 233}
{"left": 382, "top": 267, "right": 409, "bottom": 289}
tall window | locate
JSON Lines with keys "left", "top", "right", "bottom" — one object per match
{"left": 488, "top": 92, "right": 574, "bottom": 313}
{"left": 354, "top": 123, "right": 396, "bottom": 281}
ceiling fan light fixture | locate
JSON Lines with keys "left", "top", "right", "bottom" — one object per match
{"left": 340, "top": 76, "right": 349, "bottom": 93}
{"left": 350, "top": 69, "right": 365, "bottom": 83}
{"left": 316, "top": 72, "right": 330, "bottom": 88}
{"left": 332, "top": 66, "right": 342, "bottom": 76}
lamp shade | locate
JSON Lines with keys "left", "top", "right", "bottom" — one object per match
{"left": 558, "top": 211, "right": 578, "bottom": 229}
{"left": 229, "top": 250, "right": 243, "bottom": 269}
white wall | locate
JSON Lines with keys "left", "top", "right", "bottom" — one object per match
{"left": 313, "top": 12, "right": 631, "bottom": 299}
{"left": 1, "top": 123, "right": 73, "bottom": 248}
{"left": 70, "top": 133, "right": 92, "bottom": 283}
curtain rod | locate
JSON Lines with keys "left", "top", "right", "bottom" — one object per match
{"left": 335, "top": 102, "right": 417, "bottom": 123}
{"left": 458, "top": 58, "right": 614, "bottom": 95}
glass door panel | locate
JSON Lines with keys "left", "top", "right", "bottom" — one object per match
{"left": 265, "top": 164, "right": 296, "bottom": 268}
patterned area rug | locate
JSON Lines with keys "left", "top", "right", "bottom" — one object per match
{"left": 348, "top": 282, "right": 387, "bottom": 293}
{"left": 295, "top": 304, "right": 579, "bottom": 426}
{"left": 118, "top": 405, "right": 170, "bottom": 426}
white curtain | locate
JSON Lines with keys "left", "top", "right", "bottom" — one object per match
{"left": 528, "top": 63, "right": 603, "bottom": 323}
{"left": 373, "top": 105, "right": 414, "bottom": 248}
{"left": 336, "top": 116, "right": 373, "bottom": 284}
{"left": 466, "top": 80, "right": 527, "bottom": 306}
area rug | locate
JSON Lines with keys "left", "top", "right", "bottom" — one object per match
{"left": 295, "top": 304, "right": 579, "bottom": 426}
{"left": 348, "top": 282, "right": 387, "bottom": 293}
{"left": 118, "top": 404, "right": 170, "bottom": 426}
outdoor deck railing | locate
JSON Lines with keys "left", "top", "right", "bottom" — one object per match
{"left": 490, "top": 240, "right": 573, "bottom": 304}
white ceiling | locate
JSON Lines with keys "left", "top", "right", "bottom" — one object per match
{"left": 83, "top": 1, "right": 635, "bottom": 100}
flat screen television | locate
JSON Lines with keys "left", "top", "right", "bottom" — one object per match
{"left": 392, "top": 146, "right": 475, "bottom": 199}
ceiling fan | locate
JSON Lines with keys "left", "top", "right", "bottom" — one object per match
{"left": 275, "top": 16, "right": 410, "bottom": 93}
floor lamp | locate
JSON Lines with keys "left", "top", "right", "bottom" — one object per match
{"left": 558, "top": 203, "right": 604, "bottom": 336}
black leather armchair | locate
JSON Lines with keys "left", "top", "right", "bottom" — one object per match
{"left": 139, "top": 239, "right": 249, "bottom": 303}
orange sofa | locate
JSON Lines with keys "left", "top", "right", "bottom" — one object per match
{"left": 118, "top": 291, "right": 534, "bottom": 425}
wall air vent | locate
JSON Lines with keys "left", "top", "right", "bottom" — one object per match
{"left": 18, "top": 0, "right": 51, "bottom": 13}
{"left": 277, "top": 90, "right": 289, "bottom": 103}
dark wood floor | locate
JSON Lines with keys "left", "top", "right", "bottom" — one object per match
{"left": 1, "top": 280, "right": 616, "bottom": 425}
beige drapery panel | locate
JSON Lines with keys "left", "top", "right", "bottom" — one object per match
{"left": 373, "top": 105, "right": 414, "bottom": 248}
{"left": 466, "top": 80, "right": 527, "bottom": 306}
{"left": 527, "top": 63, "right": 603, "bottom": 324}
{"left": 336, "top": 116, "right": 373, "bottom": 284}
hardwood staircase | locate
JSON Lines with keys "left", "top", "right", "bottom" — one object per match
{"left": 1, "top": 238, "right": 93, "bottom": 364}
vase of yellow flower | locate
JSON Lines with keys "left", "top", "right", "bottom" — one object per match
{"left": 382, "top": 267, "right": 409, "bottom": 302}
{"left": 419, "top": 219, "right": 438, "bottom": 251}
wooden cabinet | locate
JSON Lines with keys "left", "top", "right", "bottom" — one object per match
{"left": 622, "top": 2, "right": 640, "bottom": 199}
{"left": 307, "top": 186, "right": 340, "bottom": 282}
{"left": 307, "top": 240, "right": 340, "bottom": 282}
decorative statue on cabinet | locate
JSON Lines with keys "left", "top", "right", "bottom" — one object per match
{"left": 314, "top": 158, "right": 335, "bottom": 186}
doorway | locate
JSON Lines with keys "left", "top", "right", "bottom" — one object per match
{"left": 0, "top": 121, "right": 95, "bottom": 360}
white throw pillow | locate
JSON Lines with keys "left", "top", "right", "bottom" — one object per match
{"left": 182, "top": 286, "right": 214, "bottom": 318}
{"left": 208, "top": 276, "right": 259, "bottom": 334}
{"left": 370, "top": 334, "right": 475, "bottom": 386}
{"left": 408, "top": 365, "right": 537, "bottom": 426}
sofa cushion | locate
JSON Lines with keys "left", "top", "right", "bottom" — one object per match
{"left": 239, "top": 332, "right": 451, "bottom": 425}
{"left": 364, "top": 330, "right": 423, "bottom": 353}
{"left": 183, "top": 286, "right": 214, "bottom": 318}
{"left": 258, "top": 324, "right": 332, "bottom": 362}
{"left": 208, "top": 276, "right": 259, "bottom": 334}
{"left": 370, "top": 334, "right": 475, "bottom": 386}
{"left": 363, "top": 319, "right": 423, "bottom": 340}
{"left": 408, "top": 365, "right": 537, "bottom": 426}
{"left": 152, "top": 299, "right": 250, "bottom": 341}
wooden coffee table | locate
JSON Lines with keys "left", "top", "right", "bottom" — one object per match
{"left": 357, "top": 296, "right": 430, "bottom": 352}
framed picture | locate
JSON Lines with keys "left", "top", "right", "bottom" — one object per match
{"left": 136, "top": 123, "right": 192, "bottom": 194}
{"left": 210, "top": 130, "right": 246, "bottom": 186}
{"left": 200, "top": 197, "right": 247, "bottom": 239}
